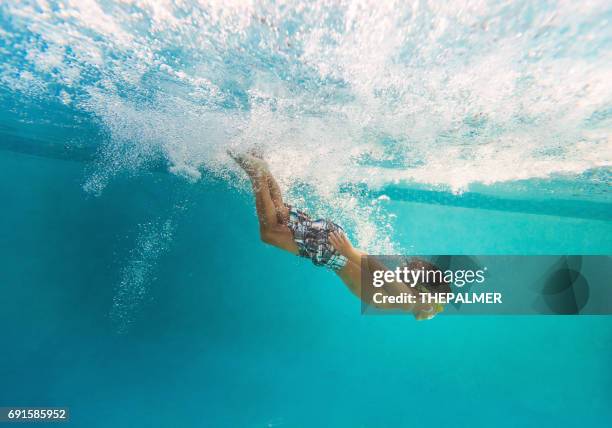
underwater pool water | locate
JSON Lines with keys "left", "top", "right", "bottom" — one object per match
{"left": 2, "top": 150, "right": 611, "bottom": 427}
{"left": 1, "top": 1, "right": 611, "bottom": 427}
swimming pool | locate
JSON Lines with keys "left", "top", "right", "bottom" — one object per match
{"left": 1, "top": 1, "right": 611, "bottom": 427}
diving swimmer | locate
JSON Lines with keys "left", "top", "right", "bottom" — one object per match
{"left": 229, "top": 150, "right": 450, "bottom": 320}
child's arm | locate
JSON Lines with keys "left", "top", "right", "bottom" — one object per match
{"left": 329, "top": 231, "right": 419, "bottom": 311}
{"left": 329, "top": 231, "right": 363, "bottom": 265}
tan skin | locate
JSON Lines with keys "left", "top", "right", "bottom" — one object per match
{"left": 230, "top": 151, "right": 440, "bottom": 320}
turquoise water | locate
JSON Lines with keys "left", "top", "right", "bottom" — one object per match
{"left": 2, "top": 150, "right": 612, "bottom": 427}
{"left": 1, "top": 1, "right": 612, "bottom": 427}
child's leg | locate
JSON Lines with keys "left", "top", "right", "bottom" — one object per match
{"left": 250, "top": 172, "right": 280, "bottom": 231}
{"left": 242, "top": 148, "right": 289, "bottom": 224}
{"left": 230, "top": 151, "right": 298, "bottom": 254}
{"left": 249, "top": 172, "right": 298, "bottom": 254}
{"left": 264, "top": 172, "right": 290, "bottom": 224}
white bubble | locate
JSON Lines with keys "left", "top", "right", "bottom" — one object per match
{"left": 2, "top": 0, "right": 610, "bottom": 252}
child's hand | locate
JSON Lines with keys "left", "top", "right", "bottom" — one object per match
{"left": 329, "top": 231, "right": 354, "bottom": 258}
{"left": 413, "top": 303, "right": 444, "bottom": 321}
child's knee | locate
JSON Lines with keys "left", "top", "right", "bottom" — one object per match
{"left": 260, "top": 230, "right": 274, "bottom": 244}
{"left": 260, "top": 225, "right": 288, "bottom": 245}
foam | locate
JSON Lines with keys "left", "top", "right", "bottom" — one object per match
{"left": 1, "top": 0, "right": 611, "bottom": 252}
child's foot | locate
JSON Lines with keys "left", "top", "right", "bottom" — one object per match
{"left": 247, "top": 144, "right": 265, "bottom": 161}
{"left": 228, "top": 149, "right": 268, "bottom": 176}
{"left": 247, "top": 146, "right": 269, "bottom": 170}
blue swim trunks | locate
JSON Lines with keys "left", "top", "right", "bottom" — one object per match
{"left": 285, "top": 204, "right": 348, "bottom": 271}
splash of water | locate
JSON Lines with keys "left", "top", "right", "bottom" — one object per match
{"left": 1, "top": 0, "right": 611, "bottom": 252}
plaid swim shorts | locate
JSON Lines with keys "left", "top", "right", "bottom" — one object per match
{"left": 285, "top": 204, "right": 348, "bottom": 271}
